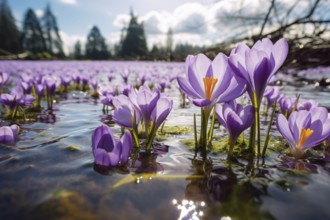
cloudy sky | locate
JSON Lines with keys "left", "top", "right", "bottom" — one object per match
{"left": 8, "top": 0, "right": 327, "bottom": 54}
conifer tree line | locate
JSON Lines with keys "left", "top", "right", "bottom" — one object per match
{"left": 0, "top": 0, "right": 202, "bottom": 60}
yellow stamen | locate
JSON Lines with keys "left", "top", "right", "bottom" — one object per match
{"left": 297, "top": 128, "right": 314, "bottom": 149}
{"left": 203, "top": 77, "right": 218, "bottom": 100}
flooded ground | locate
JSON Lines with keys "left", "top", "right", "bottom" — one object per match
{"left": 0, "top": 61, "right": 330, "bottom": 220}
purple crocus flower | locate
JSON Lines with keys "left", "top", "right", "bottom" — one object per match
{"left": 229, "top": 38, "right": 289, "bottom": 106}
{"left": 0, "top": 72, "right": 9, "bottom": 91}
{"left": 90, "top": 79, "right": 98, "bottom": 90}
{"left": 129, "top": 85, "right": 160, "bottom": 129}
{"left": 108, "top": 73, "right": 114, "bottom": 82}
{"left": 177, "top": 53, "right": 246, "bottom": 108}
{"left": 150, "top": 97, "right": 173, "bottom": 130}
{"left": 297, "top": 99, "right": 319, "bottom": 111}
{"left": 113, "top": 95, "right": 141, "bottom": 128}
{"left": 279, "top": 96, "right": 295, "bottom": 116}
{"left": 43, "top": 77, "right": 57, "bottom": 96}
{"left": 215, "top": 100, "right": 254, "bottom": 154}
{"left": 264, "top": 86, "right": 280, "bottom": 110}
{"left": 92, "top": 125, "right": 132, "bottom": 166}
{"left": 276, "top": 107, "right": 330, "bottom": 158}
{"left": 0, "top": 87, "right": 34, "bottom": 110}
{"left": 60, "top": 75, "right": 72, "bottom": 89}
{"left": 34, "top": 83, "right": 45, "bottom": 99}
{"left": 0, "top": 124, "right": 20, "bottom": 145}
{"left": 21, "top": 81, "right": 32, "bottom": 94}
{"left": 121, "top": 69, "right": 130, "bottom": 84}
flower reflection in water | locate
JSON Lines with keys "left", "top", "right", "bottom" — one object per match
{"left": 172, "top": 198, "right": 206, "bottom": 220}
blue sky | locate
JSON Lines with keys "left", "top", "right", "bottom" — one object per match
{"left": 8, "top": 0, "right": 327, "bottom": 54}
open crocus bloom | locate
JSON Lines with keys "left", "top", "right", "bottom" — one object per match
{"left": 177, "top": 53, "right": 246, "bottom": 108}
{"left": 92, "top": 125, "right": 132, "bottom": 166}
{"left": 277, "top": 107, "right": 330, "bottom": 158}
{"left": 0, "top": 124, "right": 20, "bottom": 145}
{"left": 215, "top": 100, "right": 254, "bottom": 143}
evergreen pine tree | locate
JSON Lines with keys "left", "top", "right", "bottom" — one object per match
{"left": 85, "top": 25, "right": 110, "bottom": 60}
{"left": 166, "top": 28, "right": 173, "bottom": 60}
{"left": 0, "top": 0, "right": 20, "bottom": 54}
{"left": 121, "top": 10, "right": 148, "bottom": 59}
{"left": 73, "top": 40, "right": 83, "bottom": 59}
{"left": 21, "top": 9, "right": 46, "bottom": 54}
{"left": 41, "top": 4, "right": 64, "bottom": 57}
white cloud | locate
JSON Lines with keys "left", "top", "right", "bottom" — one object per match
{"left": 64, "top": 0, "right": 321, "bottom": 54}
{"left": 58, "top": 0, "right": 77, "bottom": 5}
{"left": 59, "top": 31, "right": 85, "bottom": 55}
{"left": 113, "top": 14, "right": 130, "bottom": 28}
{"left": 34, "top": 9, "right": 44, "bottom": 18}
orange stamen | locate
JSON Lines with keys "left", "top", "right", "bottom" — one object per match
{"left": 297, "top": 128, "right": 314, "bottom": 149}
{"left": 203, "top": 77, "right": 218, "bottom": 100}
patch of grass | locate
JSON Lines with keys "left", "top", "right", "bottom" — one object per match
{"left": 158, "top": 126, "right": 192, "bottom": 135}
{"left": 66, "top": 145, "right": 80, "bottom": 151}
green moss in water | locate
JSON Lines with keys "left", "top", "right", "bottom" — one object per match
{"left": 158, "top": 126, "right": 192, "bottom": 135}
{"left": 52, "top": 189, "right": 73, "bottom": 198}
{"left": 66, "top": 145, "right": 80, "bottom": 151}
{"left": 40, "top": 131, "right": 53, "bottom": 137}
{"left": 181, "top": 139, "right": 195, "bottom": 150}
{"left": 155, "top": 135, "right": 167, "bottom": 141}
{"left": 30, "top": 190, "right": 95, "bottom": 220}
{"left": 181, "top": 136, "right": 251, "bottom": 157}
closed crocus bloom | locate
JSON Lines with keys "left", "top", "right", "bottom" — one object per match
{"left": 279, "top": 96, "right": 295, "bottom": 116}
{"left": 44, "top": 77, "right": 57, "bottom": 96}
{"left": 277, "top": 107, "right": 330, "bottom": 158}
{"left": 113, "top": 95, "right": 141, "bottom": 129}
{"left": 177, "top": 53, "right": 246, "bottom": 108}
{"left": 216, "top": 100, "right": 254, "bottom": 156}
{"left": 297, "top": 99, "right": 319, "bottom": 111}
{"left": 0, "top": 72, "right": 9, "bottom": 88}
{"left": 150, "top": 97, "right": 173, "bottom": 130}
{"left": 129, "top": 85, "right": 160, "bottom": 126}
{"left": 0, "top": 124, "right": 20, "bottom": 145}
{"left": 92, "top": 125, "right": 132, "bottom": 166}
{"left": 264, "top": 86, "right": 280, "bottom": 109}
{"left": 229, "top": 38, "right": 288, "bottom": 106}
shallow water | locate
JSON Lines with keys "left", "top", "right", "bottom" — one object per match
{"left": 0, "top": 61, "right": 330, "bottom": 220}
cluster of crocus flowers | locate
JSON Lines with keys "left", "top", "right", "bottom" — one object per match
{"left": 0, "top": 87, "right": 35, "bottom": 119}
{"left": 92, "top": 125, "right": 132, "bottom": 166}
{"left": 112, "top": 85, "right": 173, "bottom": 151}
{"left": 277, "top": 107, "right": 330, "bottom": 159}
{"left": 229, "top": 38, "right": 289, "bottom": 157}
{"left": 177, "top": 53, "right": 246, "bottom": 152}
{"left": 0, "top": 124, "right": 20, "bottom": 145}
{"left": 215, "top": 100, "right": 254, "bottom": 157}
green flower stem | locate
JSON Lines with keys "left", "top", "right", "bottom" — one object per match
{"left": 132, "top": 110, "right": 140, "bottom": 148}
{"left": 193, "top": 113, "right": 198, "bottom": 151}
{"left": 262, "top": 100, "right": 277, "bottom": 158}
{"left": 131, "top": 129, "right": 140, "bottom": 148}
{"left": 199, "top": 107, "right": 211, "bottom": 152}
{"left": 146, "top": 119, "right": 157, "bottom": 151}
{"left": 253, "top": 92, "right": 260, "bottom": 158}
{"left": 207, "top": 108, "right": 216, "bottom": 145}
{"left": 11, "top": 104, "right": 18, "bottom": 119}
{"left": 249, "top": 122, "right": 255, "bottom": 152}
{"left": 291, "top": 94, "right": 300, "bottom": 114}
{"left": 228, "top": 138, "right": 235, "bottom": 160}
{"left": 18, "top": 106, "right": 26, "bottom": 121}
